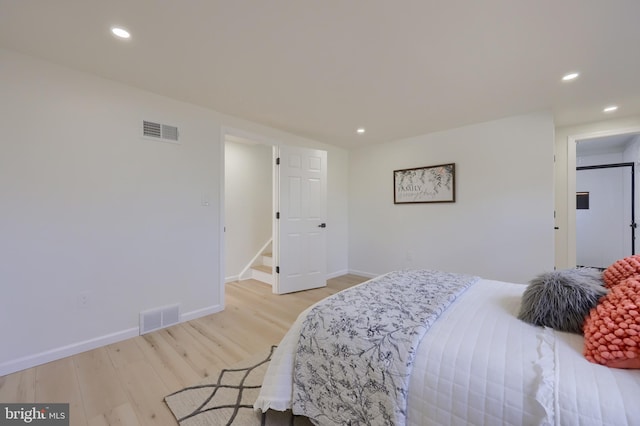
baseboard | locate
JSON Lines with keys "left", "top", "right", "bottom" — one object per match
{"left": 225, "top": 275, "right": 240, "bottom": 283}
{"left": 0, "top": 303, "right": 225, "bottom": 377}
{"left": 0, "top": 327, "right": 139, "bottom": 377}
{"left": 347, "top": 269, "right": 379, "bottom": 279}
{"left": 180, "top": 304, "right": 223, "bottom": 323}
{"left": 327, "top": 269, "right": 349, "bottom": 279}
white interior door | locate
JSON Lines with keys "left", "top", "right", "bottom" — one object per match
{"left": 274, "top": 145, "right": 327, "bottom": 294}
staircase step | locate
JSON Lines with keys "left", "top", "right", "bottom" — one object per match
{"left": 251, "top": 265, "right": 273, "bottom": 285}
{"left": 262, "top": 254, "right": 273, "bottom": 267}
{"left": 253, "top": 265, "right": 272, "bottom": 274}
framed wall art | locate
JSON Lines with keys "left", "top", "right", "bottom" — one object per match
{"left": 394, "top": 163, "right": 455, "bottom": 204}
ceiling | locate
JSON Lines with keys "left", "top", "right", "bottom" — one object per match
{"left": 577, "top": 133, "right": 640, "bottom": 156}
{"left": 1, "top": 1, "right": 640, "bottom": 150}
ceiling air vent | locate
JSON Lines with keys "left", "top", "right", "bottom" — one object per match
{"left": 143, "top": 120, "right": 180, "bottom": 144}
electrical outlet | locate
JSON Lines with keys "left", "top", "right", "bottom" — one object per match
{"left": 78, "top": 291, "right": 90, "bottom": 308}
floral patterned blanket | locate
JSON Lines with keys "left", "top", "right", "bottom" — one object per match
{"left": 291, "top": 269, "right": 479, "bottom": 425}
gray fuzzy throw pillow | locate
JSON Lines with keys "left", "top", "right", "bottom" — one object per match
{"left": 517, "top": 268, "right": 607, "bottom": 334}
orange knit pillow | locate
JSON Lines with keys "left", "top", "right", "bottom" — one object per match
{"left": 583, "top": 275, "right": 640, "bottom": 368}
{"left": 603, "top": 255, "right": 640, "bottom": 288}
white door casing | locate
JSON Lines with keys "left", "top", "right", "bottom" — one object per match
{"left": 560, "top": 125, "right": 640, "bottom": 268}
{"left": 274, "top": 145, "right": 327, "bottom": 294}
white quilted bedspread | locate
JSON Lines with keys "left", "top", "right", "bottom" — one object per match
{"left": 255, "top": 277, "right": 640, "bottom": 426}
{"left": 407, "top": 279, "right": 545, "bottom": 425}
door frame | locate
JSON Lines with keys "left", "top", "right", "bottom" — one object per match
{"left": 220, "top": 127, "right": 329, "bottom": 295}
{"left": 566, "top": 126, "right": 640, "bottom": 266}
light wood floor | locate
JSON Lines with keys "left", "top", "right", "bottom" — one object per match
{"left": 0, "top": 274, "right": 368, "bottom": 426}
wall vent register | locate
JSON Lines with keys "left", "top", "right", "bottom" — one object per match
{"left": 143, "top": 120, "right": 179, "bottom": 143}
{"left": 139, "top": 304, "right": 180, "bottom": 334}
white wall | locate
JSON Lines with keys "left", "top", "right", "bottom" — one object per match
{"left": 224, "top": 141, "right": 272, "bottom": 280}
{"left": 0, "top": 48, "right": 350, "bottom": 375}
{"left": 0, "top": 48, "right": 224, "bottom": 374}
{"left": 326, "top": 147, "right": 350, "bottom": 277}
{"left": 555, "top": 116, "right": 640, "bottom": 268}
{"left": 349, "top": 113, "right": 555, "bottom": 284}
{"left": 623, "top": 135, "right": 640, "bottom": 166}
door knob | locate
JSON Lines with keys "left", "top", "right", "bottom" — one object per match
{"left": 318, "top": 223, "right": 327, "bottom": 228}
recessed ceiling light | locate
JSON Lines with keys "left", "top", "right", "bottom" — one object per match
{"left": 603, "top": 105, "right": 618, "bottom": 113}
{"left": 562, "top": 72, "right": 579, "bottom": 81}
{"left": 111, "top": 27, "right": 131, "bottom": 39}
{"left": 356, "top": 128, "right": 365, "bottom": 134}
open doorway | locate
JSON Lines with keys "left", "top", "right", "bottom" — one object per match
{"left": 222, "top": 129, "right": 329, "bottom": 294}
{"left": 224, "top": 133, "right": 274, "bottom": 285}
{"left": 575, "top": 133, "right": 640, "bottom": 268}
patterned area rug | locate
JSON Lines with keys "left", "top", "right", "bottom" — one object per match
{"left": 164, "top": 346, "right": 313, "bottom": 426}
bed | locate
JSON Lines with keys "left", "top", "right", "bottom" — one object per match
{"left": 254, "top": 269, "right": 640, "bottom": 426}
